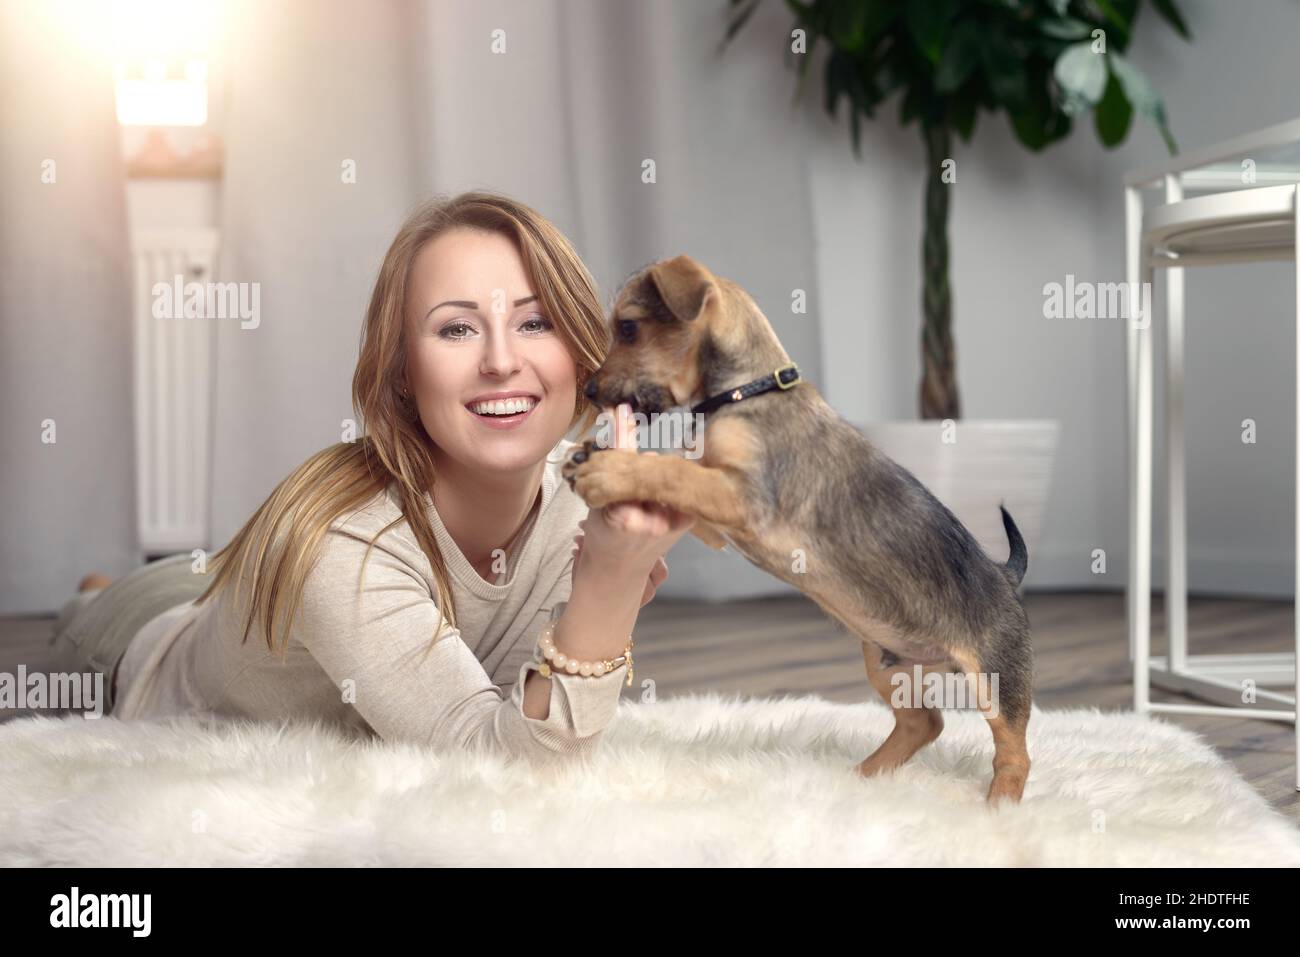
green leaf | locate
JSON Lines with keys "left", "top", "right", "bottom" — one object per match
{"left": 1093, "top": 66, "right": 1133, "bottom": 146}
{"left": 1106, "top": 0, "right": 1140, "bottom": 27}
{"left": 1109, "top": 51, "right": 1178, "bottom": 153}
{"left": 873, "top": 48, "right": 908, "bottom": 99}
{"left": 1039, "top": 17, "right": 1092, "bottom": 40}
{"left": 820, "top": 44, "right": 876, "bottom": 132}
{"left": 846, "top": 55, "right": 882, "bottom": 117}
{"left": 1010, "top": 109, "right": 1048, "bottom": 150}
{"left": 1010, "top": 108, "right": 1072, "bottom": 152}
{"left": 1009, "top": 66, "right": 1073, "bottom": 151}
{"left": 830, "top": 0, "right": 869, "bottom": 51}
{"left": 1150, "top": 0, "right": 1192, "bottom": 40}
{"left": 860, "top": 0, "right": 903, "bottom": 47}
{"left": 934, "top": 18, "right": 981, "bottom": 92}
{"left": 1091, "top": 0, "right": 1133, "bottom": 49}
{"left": 981, "top": 34, "right": 1028, "bottom": 111}
{"left": 1054, "top": 41, "right": 1107, "bottom": 113}
{"left": 824, "top": 48, "right": 853, "bottom": 117}
{"left": 905, "top": 0, "right": 957, "bottom": 63}
{"left": 1092, "top": 0, "right": 1130, "bottom": 28}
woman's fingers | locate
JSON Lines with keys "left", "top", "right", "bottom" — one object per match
{"left": 603, "top": 501, "right": 637, "bottom": 529}
{"left": 619, "top": 403, "right": 632, "bottom": 449}
{"left": 608, "top": 402, "right": 636, "bottom": 451}
{"left": 648, "top": 502, "right": 677, "bottom": 535}
{"left": 608, "top": 404, "right": 621, "bottom": 449}
{"left": 608, "top": 501, "right": 671, "bottom": 535}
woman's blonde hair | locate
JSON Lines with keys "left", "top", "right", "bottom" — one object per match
{"left": 194, "top": 191, "right": 609, "bottom": 657}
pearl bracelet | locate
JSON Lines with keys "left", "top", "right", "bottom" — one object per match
{"left": 535, "top": 618, "right": 635, "bottom": 688}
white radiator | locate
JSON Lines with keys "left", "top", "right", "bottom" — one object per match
{"left": 130, "top": 228, "right": 219, "bottom": 554}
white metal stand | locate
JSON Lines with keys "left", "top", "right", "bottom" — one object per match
{"left": 1125, "top": 121, "right": 1300, "bottom": 791}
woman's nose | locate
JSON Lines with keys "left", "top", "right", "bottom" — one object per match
{"left": 480, "top": 333, "right": 522, "bottom": 376}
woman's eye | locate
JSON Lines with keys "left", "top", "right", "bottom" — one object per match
{"left": 439, "top": 321, "right": 474, "bottom": 340}
{"left": 522, "top": 315, "right": 553, "bottom": 333}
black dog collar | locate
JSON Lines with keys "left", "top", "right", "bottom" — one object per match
{"left": 689, "top": 363, "right": 801, "bottom": 416}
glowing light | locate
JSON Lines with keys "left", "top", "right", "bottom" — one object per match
{"left": 103, "top": 0, "right": 221, "bottom": 127}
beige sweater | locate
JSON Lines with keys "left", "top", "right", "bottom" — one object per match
{"left": 113, "top": 438, "right": 629, "bottom": 767}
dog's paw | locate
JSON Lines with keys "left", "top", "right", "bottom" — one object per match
{"left": 560, "top": 439, "right": 610, "bottom": 489}
{"left": 563, "top": 444, "right": 644, "bottom": 508}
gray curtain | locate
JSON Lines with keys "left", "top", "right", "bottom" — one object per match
{"left": 0, "top": 0, "right": 137, "bottom": 613}
{"left": 208, "top": 0, "right": 419, "bottom": 547}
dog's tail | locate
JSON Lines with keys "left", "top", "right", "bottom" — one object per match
{"left": 998, "top": 500, "right": 1028, "bottom": 588}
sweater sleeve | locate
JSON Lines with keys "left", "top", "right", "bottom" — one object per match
{"left": 291, "top": 522, "right": 626, "bottom": 767}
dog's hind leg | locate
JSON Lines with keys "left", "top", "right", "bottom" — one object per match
{"left": 984, "top": 711, "right": 1030, "bottom": 805}
{"left": 950, "top": 647, "right": 1032, "bottom": 806}
{"left": 854, "top": 641, "right": 945, "bottom": 780}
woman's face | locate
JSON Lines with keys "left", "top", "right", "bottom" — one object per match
{"left": 405, "top": 227, "right": 579, "bottom": 477}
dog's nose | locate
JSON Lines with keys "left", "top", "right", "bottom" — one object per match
{"left": 584, "top": 378, "right": 599, "bottom": 400}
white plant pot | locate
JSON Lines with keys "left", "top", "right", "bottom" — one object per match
{"left": 854, "top": 420, "right": 1060, "bottom": 581}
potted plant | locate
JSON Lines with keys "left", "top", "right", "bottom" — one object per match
{"left": 721, "top": 0, "right": 1189, "bottom": 576}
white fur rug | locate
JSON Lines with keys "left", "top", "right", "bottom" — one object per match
{"left": 3, "top": 694, "right": 1299, "bottom": 866}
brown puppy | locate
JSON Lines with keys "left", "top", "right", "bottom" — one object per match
{"left": 561, "top": 255, "right": 1034, "bottom": 805}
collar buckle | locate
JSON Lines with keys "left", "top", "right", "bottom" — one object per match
{"left": 774, "top": 363, "right": 800, "bottom": 390}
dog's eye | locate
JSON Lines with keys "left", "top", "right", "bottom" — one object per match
{"left": 616, "top": 318, "right": 637, "bottom": 343}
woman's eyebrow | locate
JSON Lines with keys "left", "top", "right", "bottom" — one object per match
{"left": 424, "top": 294, "right": 537, "bottom": 321}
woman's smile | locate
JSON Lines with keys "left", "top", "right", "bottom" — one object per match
{"left": 464, "top": 391, "right": 542, "bottom": 430}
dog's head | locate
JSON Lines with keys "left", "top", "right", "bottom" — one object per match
{"left": 585, "top": 254, "right": 767, "bottom": 415}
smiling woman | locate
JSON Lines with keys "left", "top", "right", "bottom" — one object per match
{"left": 53, "top": 191, "right": 692, "bottom": 767}
{"left": 402, "top": 227, "right": 581, "bottom": 485}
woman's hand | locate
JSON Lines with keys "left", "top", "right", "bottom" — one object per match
{"left": 569, "top": 403, "right": 694, "bottom": 603}
{"left": 571, "top": 532, "right": 668, "bottom": 608}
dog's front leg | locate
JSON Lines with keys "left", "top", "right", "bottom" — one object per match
{"left": 562, "top": 447, "right": 748, "bottom": 532}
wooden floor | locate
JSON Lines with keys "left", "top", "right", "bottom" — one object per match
{"left": 2, "top": 590, "right": 1296, "bottom": 817}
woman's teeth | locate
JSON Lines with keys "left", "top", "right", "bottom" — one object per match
{"left": 469, "top": 397, "right": 537, "bottom": 416}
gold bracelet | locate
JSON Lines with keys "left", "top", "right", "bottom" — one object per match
{"left": 535, "top": 618, "right": 635, "bottom": 688}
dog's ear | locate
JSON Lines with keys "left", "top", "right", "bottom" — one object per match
{"left": 647, "top": 255, "right": 716, "bottom": 322}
